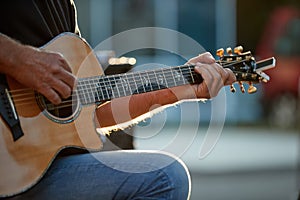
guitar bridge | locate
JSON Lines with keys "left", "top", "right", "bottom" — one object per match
{"left": 0, "top": 75, "right": 24, "bottom": 141}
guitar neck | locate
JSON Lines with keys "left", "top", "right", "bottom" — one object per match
{"left": 75, "top": 56, "right": 276, "bottom": 105}
{"left": 76, "top": 64, "right": 202, "bottom": 105}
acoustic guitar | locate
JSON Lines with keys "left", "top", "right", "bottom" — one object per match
{"left": 0, "top": 32, "right": 275, "bottom": 197}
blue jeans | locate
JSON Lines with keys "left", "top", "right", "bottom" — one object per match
{"left": 7, "top": 150, "right": 191, "bottom": 200}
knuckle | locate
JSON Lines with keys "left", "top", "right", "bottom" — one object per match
{"left": 52, "top": 52, "right": 64, "bottom": 60}
{"left": 39, "top": 87, "right": 60, "bottom": 104}
{"left": 62, "top": 87, "right": 71, "bottom": 98}
{"left": 48, "top": 93, "right": 61, "bottom": 105}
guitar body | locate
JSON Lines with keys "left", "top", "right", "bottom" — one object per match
{"left": 0, "top": 33, "right": 103, "bottom": 197}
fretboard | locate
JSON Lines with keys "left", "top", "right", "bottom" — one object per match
{"left": 76, "top": 64, "right": 203, "bottom": 105}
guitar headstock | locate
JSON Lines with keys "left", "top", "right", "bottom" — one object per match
{"left": 216, "top": 46, "right": 276, "bottom": 94}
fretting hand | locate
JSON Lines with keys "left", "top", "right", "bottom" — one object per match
{"left": 187, "top": 52, "right": 236, "bottom": 98}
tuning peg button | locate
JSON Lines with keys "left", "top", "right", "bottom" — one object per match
{"left": 238, "top": 81, "right": 245, "bottom": 93}
{"left": 226, "top": 47, "right": 233, "bottom": 55}
{"left": 230, "top": 84, "right": 236, "bottom": 93}
{"left": 216, "top": 48, "right": 224, "bottom": 57}
{"left": 247, "top": 82, "right": 257, "bottom": 94}
{"left": 234, "top": 46, "right": 243, "bottom": 54}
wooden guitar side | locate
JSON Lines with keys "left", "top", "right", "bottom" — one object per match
{"left": 0, "top": 33, "right": 103, "bottom": 197}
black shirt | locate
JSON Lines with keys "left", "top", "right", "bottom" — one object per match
{"left": 0, "top": 0, "right": 79, "bottom": 47}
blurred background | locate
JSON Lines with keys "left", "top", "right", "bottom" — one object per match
{"left": 75, "top": 0, "right": 300, "bottom": 199}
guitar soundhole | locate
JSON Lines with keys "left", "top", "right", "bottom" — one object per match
{"left": 36, "top": 93, "right": 81, "bottom": 123}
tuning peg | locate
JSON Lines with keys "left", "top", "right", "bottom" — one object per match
{"left": 230, "top": 84, "right": 236, "bottom": 93}
{"left": 216, "top": 48, "right": 224, "bottom": 57}
{"left": 226, "top": 47, "right": 233, "bottom": 55}
{"left": 238, "top": 81, "right": 245, "bottom": 93}
{"left": 247, "top": 82, "right": 257, "bottom": 94}
{"left": 234, "top": 46, "right": 243, "bottom": 55}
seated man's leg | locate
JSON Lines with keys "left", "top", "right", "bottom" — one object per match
{"left": 8, "top": 150, "right": 191, "bottom": 200}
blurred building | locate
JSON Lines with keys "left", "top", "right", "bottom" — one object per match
{"left": 74, "top": 0, "right": 266, "bottom": 126}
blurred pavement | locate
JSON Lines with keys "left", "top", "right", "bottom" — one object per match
{"left": 133, "top": 124, "right": 300, "bottom": 200}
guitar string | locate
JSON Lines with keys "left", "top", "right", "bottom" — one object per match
{"left": 8, "top": 58, "right": 244, "bottom": 97}
{"left": 9, "top": 59, "right": 251, "bottom": 110}
{"left": 11, "top": 70, "right": 248, "bottom": 111}
{"left": 9, "top": 58, "right": 247, "bottom": 103}
{"left": 58, "top": 58, "right": 247, "bottom": 97}
{"left": 9, "top": 59, "right": 251, "bottom": 109}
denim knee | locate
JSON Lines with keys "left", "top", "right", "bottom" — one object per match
{"left": 149, "top": 151, "right": 191, "bottom": 200}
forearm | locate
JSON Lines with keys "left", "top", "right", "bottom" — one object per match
{"left": 0, "top": 33, "right": 31, "bottom": 76}
{"left": 95, "top": 84, "right": 197, "bottom": 128}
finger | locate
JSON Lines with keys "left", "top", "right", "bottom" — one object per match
{"left": 47, "top": 52, "right": 73, "bottom": 73}
{"left": 41, "top": 68, "right": 74, "bottom": 100}
{"left": 188, "top": 52, "right": 215, "bottom": 65}
{"left": 204, "top": 63, "right": 235, "bottom": 86}
{"left": 195, "top": 64, "right": 224, "bottom": 98}
{"left": 224, "top": 68, "right": 237, "bottom": 85}
{"left": 39, "top": 85, "right": 62, "bottom": 105}
{"left": 50, "top": 78, "right": 73, "bottom": 99}
{"left": 58, "top": 55, "right": 73, "bottom": 73}
{"left": 56, "top": 70, "right": 76, "bottom": 91}
{"left": 53, "top": 54, "right": 76, "bottom": 88}
{"left": 194, "top": 64, "right": 213, "bottom": 98}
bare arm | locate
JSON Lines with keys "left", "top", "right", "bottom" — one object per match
{"left": 0, "top": 33, "right": 76, "bottom": 105}
{"left": 96, "top": 52, "right": 236, "bottom": 128}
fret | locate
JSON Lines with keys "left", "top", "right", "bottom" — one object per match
{"left": 156, "top": 73, "right": 163, "bottom": 86}
{"left": 168, "top": 67, "right": 178, "bottom": 87}
{"left": 147, "top": 71, "right": 160, "bottom": 91}
{"left": 182, "top": 66, "right": 191, "bottom": 84}
{"left": 76, "top": 81, "right": 86, "bottom": 105}
{"left": 93, "top": 76, "right": 112, "bottom": 102}
{"left": 85, "top": 79, "right": 92, "bottom": 103}
{"left": 118, "top": 74, "right": 131, "bottom": 96}
{"left": 187, "top": 66, "right": 196, "bottom": 83}
{"left": 102, "top": 76, "right": 111, "bottom": 99}
{"left": 100, "top": 77, "right": 108, "bottom": 100}
{"left": 90, "top": 78, "right": 98, "bottom": 102}
{"left": 82, "top": 79, "right": 90, "bottom": 104}
{"left": 89, "top": 79, "right": 96, "bottom": 102}
{"left": 188, "top": 66, "right": 195, "bottom": 83}
{"left": 93, "top": 79, "right": 101, "bottom": 102}
{"left": 162, "top": 67, "right": 177, "bottom": 88}
{"left": 145, "top": 72, "right": 153, "bottom": 91}
{"left": 77, "top": 78, "right": 94, "bottom": 105}
{"left": 106, "top": 75, "right": 121, "bottom": 99}
{"left": 161, "top": 69, "right": 169, "bottom": 88}
{"left": 135, "top": 72, "right": 147, "bottom": 94}
{"left": 173, "top": 66, "right": 186, "bottom": 85}
{"left": 112, "top": 75, "right": 122, "bottom": 98}
{"left": 120, "top": 74, "right": 131, "bottom": 97}
{"left": 144, "top": 71, "right": 154, "bottom": 91}
{"left": 180, "top": 66, "right": 188, "bottom": 84}
{"left": 125, "top": 73, "right": 139, "bottom": 94}
{"left": 187, "top": 65, "right": 203, "bottom": 84}
{"left": 113, "top": 75, "right": 122, "bottom": 98}
{"left": 86, "top": 79, "right": 93, "bottom": 103}
{"left": 153, "top": 71, "right": 161, "bottom": 90}
{"left": 107, "top": 76, "right": 116, "bottom": 99}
